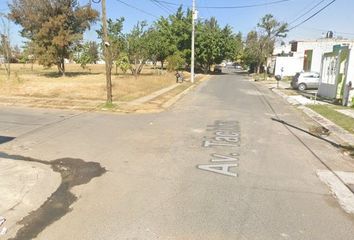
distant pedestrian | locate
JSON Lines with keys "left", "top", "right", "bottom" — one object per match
{"left": 175, "top": 71, "right": 184, "bottom": 83}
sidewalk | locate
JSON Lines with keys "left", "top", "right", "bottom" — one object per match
{"left": 0, "top": 156, "right": 60, "bottom": 239}
{"left": 260, "top": 79, "right": 354, "bottom": 146}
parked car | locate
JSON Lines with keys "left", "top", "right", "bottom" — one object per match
{"left": 214, "top": 65, "right": 223, "bottom": 73}
{"left": 291, "top": 72, "right": 320, "bottom": 91}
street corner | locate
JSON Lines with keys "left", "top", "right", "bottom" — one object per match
{"left": 0, "top": 157, "right": 61, "bottom": 239}
{"left": 317, "top": 170, "right": 354, "bottom": 214}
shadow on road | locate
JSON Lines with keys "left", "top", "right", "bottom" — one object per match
{"left": 0, "top": 136, "right": 15, "bottom": 144}
{"left": 271, "top": 117, "right": 354, "bottom": 156}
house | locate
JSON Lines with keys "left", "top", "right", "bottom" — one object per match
{"left": 272, "top": 35, "right": 354, "bottom": 104}
{"left": 318, "top": 44, "right": 354, "bottom": 104}
{"left": 272, "top": 36, "right": 354, "bottom": 76}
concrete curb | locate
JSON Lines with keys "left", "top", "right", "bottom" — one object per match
{"left": 162, "top": 84, "right": 196, "bottom": 109}
{"left": 128, "top": 83, "right": 180, "bottom": 106}
{"left": 299, "top": 106, "right": 354, "bottom": 145}
{"left": 162, "top": 75, "right": 210, "bottom": 109}
{"left": 270, "top": 87, "right": 354, "bottom": 146}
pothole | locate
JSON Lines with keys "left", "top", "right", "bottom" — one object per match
{"left": 0, "top": 152, "right": 106, "bottom": 240}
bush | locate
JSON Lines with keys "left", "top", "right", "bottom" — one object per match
{"left": 115, "top": 53, "right": 130, "bottom": 74}
{"left": 166, "top": 52, "right": 185, "bottom": 72}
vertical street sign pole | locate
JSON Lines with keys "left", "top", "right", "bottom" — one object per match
{"left": 191, "top": 0, "right": 195, "bottom": 83}
{"left": 101, "top": 0, "right": 113, "bottom": 104}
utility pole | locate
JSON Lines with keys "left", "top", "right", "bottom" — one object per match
{"left": 101, "top": 0, "right": 113, "bottom": 104}
{"left": 191, "top": 0, "right": 196, "bottom": 83}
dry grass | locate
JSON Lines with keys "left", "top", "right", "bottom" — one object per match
{"left": 0, "top": 63, "right": 180, "bottom": 102}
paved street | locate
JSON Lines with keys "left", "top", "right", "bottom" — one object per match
{"left": 1, "top": 72, "right": 354, "bottom": 240}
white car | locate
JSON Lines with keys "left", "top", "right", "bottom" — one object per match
{"left": 291, "top": 72, "right": 320, "bottom": 91}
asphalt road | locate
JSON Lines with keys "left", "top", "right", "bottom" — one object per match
{"left": 1, "top": 71, "right": 354, "bottom": 240}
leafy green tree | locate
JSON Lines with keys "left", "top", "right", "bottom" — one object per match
{"left": 9, "top": 0, "right": 99, "bottom": 76}
{"left": 195, "top": 18, "right": 236, "bottom": 73}
{"left": 166, "top": 51, "right": 185, "bottom": 72}
{"left": 244, "top": 31, "right": 263, "bottom": 73}
{"left": 97, "top": 17, "right": 125, "bottom": 67}
{"left": 74, "top": 41, "right": 99, "bottom": 69}
{"left": 0, "top": 14, "right": 11, "bottom": 77}
{"left": 257, "top": 14, "right": 288, "bottom": 59}
{"left": 126, "top": 21, "right": 149, "bottom": 78}
{"left": 244, "top": 14, "right": 288, "bottom": 73}
{"left": 22, "top": 41, "right": 36, "bottom": 70}
{"left": 145, "top": 27, "right": 176, "bottom": 69}
{"left": 152, "top": 7, "right": 192, "bottom": 66}
{"left": 115, "top": 52, "right": 130, "bottom": 74}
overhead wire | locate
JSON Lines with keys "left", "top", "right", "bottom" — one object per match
{"left": 153, "top": 0, "right": 176, "bottom": 13}
{"left": 289, "top": 0, "right": 327, "bottom": 25}
{"left": 149, "top": 0, "right": 174, "bottom": 15}
{"left": 154, "top": 0, "right": 293, "bottom": 9}
{"left": 115, "top": 0, "right": 159, "bottom": 19}
{"left": 288, "top": 0, "right": 337, "bottom": 31}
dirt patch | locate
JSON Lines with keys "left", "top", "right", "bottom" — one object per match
{"left": 309, "top": 126, "right": 330, "bottom": 136}
{"left": 0, "top": 152, "right": 106, "bottom": 240}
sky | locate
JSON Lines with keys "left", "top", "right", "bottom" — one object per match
{"left": 1, "top": 0, "right": 354, "bottom": 47}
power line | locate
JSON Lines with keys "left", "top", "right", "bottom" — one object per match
{"left": 115, "top": 0, "right": 158, "bottom": 19}
{"left": 149, "top": 0, "right": 173, "bottom": 15}
{"left": 155, "top": 0, "right": 293, "bottom": 9}
{"left": 288, "top": 0, "right": 337, "bottom": 31}
{"left": 153, "top": 0, "right": 176, "bottom": 13}
{"left": 289, "top": 0, "right": 327, "bottom": 25}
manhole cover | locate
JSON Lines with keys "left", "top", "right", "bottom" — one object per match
{"left": 0, "top": 136, "right": 15, "bottom": 144}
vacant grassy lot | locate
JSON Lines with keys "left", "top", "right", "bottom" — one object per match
{"left": 0, "top": 63, "right": 180, "bottom": 102}
{"left": 308, "top": 104, "right": 354, "bottom": 134}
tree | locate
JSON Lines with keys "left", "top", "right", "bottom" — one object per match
{"left": 231, "top": 32, "right": 244, "bottom": 63}
{"left": 195, "top": 18, "right": 235, "bottom": 73}
{"left": 244, "top": 31, "right": 262, "bottom": 73}
{"left": 126, "top": 21, "right": 149, "bottom": 78}
{"left": 22, "top": 41, "right": 36, "bottom": 70}
{"left": 257, "top": 14, "right": 288, "bottom": 59}
{"left": 74, "top": 41, "right": 99, "bottom": 69}
{"left": 115, "top": 52, "right": 130, "bottom": 74}
{"left": 244, "top": 14, "right": 288, "bottom": 73}
{"left": 97, "top": 17, "right": 125, "bottom": 67}
{"left": 0, "top": 14, "right": 11, "bottom": 78}
{"left": 145, "top": 26, "right": 176, "bottom": 69}
{"left": 166, "top": 51, "right": 185, "bottom": 72}
{"left": 9, "top": 0, "right": 99, "bottom": 76}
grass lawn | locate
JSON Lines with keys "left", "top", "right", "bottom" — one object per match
{"left": 0, "top": 63, "right": 182, "bottom": 102}
{"left": 308, "top": 104, "right": 354, "bottom": 134}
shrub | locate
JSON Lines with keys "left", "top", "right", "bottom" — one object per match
{"left": 166, "top": 52, "right": 185, "bottom": 72}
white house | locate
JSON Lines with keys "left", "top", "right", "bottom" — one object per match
{"left": 273, "top": 37, "right": 354, "bottom": 76}
{"left": 272, "top": 36, "right": 354, "bottom": 104}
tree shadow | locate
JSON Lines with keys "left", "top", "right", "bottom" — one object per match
{"left": 42, "top": 72, "right": 101, "bottom": 78}
{"left": 271, "top": 117, "right": 354, "bottom": 155}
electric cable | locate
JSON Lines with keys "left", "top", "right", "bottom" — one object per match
{"left": 288, "top": 0, "right": 337, "bottom": 31}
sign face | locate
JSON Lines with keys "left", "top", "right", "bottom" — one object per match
{"left": 197, "top": 121, "right": 240, "bottom": 177}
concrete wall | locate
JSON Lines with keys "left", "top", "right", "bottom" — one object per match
{"left": 295, "top": 40, "right": 354, "bottom": 72}
{"left": 274, "top": 56, "right": 304, "bottom": 76}
{"left": 347, "top": 47, "right": 354, "bottom": 105}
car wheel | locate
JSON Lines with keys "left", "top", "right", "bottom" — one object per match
{"left": 298, "top": 83, "right": 307, "bottom": 91}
